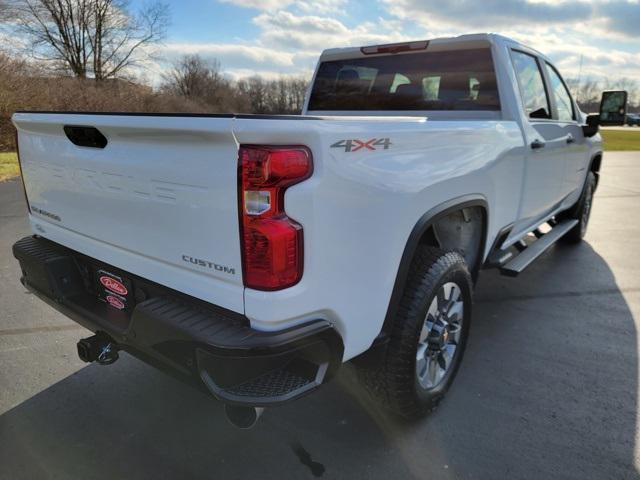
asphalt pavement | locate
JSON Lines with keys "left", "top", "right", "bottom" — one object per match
{"left": 1, "top": 152, "right": 640, "bottom": 479}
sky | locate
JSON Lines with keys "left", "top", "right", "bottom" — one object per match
{"left": 141, "top": 0, "right": 640, "bottom": 85}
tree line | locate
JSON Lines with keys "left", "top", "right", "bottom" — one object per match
{"left": 0, "top": 49, "right": 309, "bottom": 150}
{"left": 0, "top": 0, "right": 309, "bottom": 150}
{"left": 567, "top": 77, "right": 640, "bottom": 114}
{"left": 160, "top": 55, "right": 308, "bottom": 114}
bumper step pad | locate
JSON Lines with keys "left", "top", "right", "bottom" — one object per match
{"left": 135, "top": 295, "right": 340, "bottom": 406}
{"left": 226, "top": 369, "right": 313, "bottom": 398}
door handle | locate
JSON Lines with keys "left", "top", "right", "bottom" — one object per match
{"left": 530, "top": 139, "right": 546, "bottom": 149}
{"left": 566, "top": 134, "right": 575, "bottom": 144}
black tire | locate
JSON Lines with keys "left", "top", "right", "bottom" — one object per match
{"left": 358, "top": 247, "right": 473, "bottom": 418}
{"left": 561, "top": 171, "right": 596, "bottom": 244}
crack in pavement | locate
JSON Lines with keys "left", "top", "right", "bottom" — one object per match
{"left": 0, "top": 324, "right": 85, "bottom": 336}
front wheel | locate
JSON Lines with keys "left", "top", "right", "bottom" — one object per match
{"left": 358, "top": 247, "right": 473, "bottom": 418}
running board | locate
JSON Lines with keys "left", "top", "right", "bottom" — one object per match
{"left": 499, "top": 219, "right": 578, "bottom": 277}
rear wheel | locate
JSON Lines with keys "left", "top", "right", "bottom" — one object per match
{"left": 359, "top": 247, "right": 473, "bottom": 418}
{"left": 561, "top": 171, "right": 596, "bottom": 244}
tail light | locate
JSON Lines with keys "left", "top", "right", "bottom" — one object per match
{"left": 14, "top": 129, "right": 30, "bottom": 213}
{"left": 238, "top": 145, "right": 313, "bottom": 290}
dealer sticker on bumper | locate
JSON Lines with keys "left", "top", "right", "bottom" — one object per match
{"left": 95, "top": 269, "right": 133, "bottom": 311}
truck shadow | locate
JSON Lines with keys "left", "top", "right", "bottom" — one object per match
{"left": 0, "top": 242, "right": 637, "bottom": 479}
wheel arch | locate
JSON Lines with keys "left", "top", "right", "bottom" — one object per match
{"left": 590, "top": 152, "right": 603, "bottom": 188}
{"left": 380, "top": 195, "right": 488, "bottom": 342}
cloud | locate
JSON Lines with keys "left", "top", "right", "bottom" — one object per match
{"left": 374, "top": 0, "right": 640, "bottom": 88}
{"left": 382, "top": 0, "right": 640, "bottom": 40}
{"left": 223, "top": 68, "right": 309, "bottom": 80}
{"left": 161, "top": 43, "right": 297, "bottom": 68}
{"left": 148, "top": 0, "right": 640, "bottom": 89}
{"left": 217, "top": 0, "right": 295, "bottom": 10}
{"left": 253, "top": 10, "right": 347, "bottom": 35}
{"left": 295, "top": 0, "right": 347, "bottom": 14}
{"left": 598, "top": 0, "right": 640, "bottom": 38}
{"left": 253, "top": 11, "right": 410, "bottom": 50}
{"left": 218, "top": 0, "right": 346, "bottom": 13}
{"left": 382, "top": 0, "right": 594, "bottom": 29}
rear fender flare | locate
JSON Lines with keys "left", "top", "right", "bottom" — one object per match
{"left": 380, "top": 195, "right": 488, "bottom": 341}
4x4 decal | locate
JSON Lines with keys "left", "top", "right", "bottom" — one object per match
{"left": 330, "top": 138, "right": 391, "bottom": 152}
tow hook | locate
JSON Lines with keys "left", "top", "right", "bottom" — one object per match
{"left": 77, "top": 333, "right": 120, "bottom": 365}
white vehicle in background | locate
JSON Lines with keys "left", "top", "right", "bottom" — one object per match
{"left": 11, "top": 34, "right": 627, "bottom": 428}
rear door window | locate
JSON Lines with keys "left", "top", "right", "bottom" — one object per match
{"left": 511, "top": 50, "right": 551, "bottom": 119}
{"left": 308, "top": 48, "right": 500, "bottom": 111}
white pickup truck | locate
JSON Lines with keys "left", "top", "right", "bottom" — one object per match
{"left": 11, "top": 33, "right": 628, "bottom": 428}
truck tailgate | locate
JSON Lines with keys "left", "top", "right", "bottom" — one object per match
{"left": 12, "top": 113, "right": 244, "bottom": 313}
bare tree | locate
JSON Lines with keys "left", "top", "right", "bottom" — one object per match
{"left": 161, "top": 54, "right": 250, "bottom": 112}
{"left": 1, "top": 0, "right": 22, "bottom": 22}
{"left": 161, "top": 54, "right": 224, "bottom": 99}
{"left": 607, "top": 77, "right": 640, "bottom": 107}
{"left": 568, "top": 76, "right": 640, "bottom": 113}
{"left": 236, "top": 75, "right": 308, "bottom": 114}
{"left": 0, "top": 0, "right": 9, "bottom": 19}
{"left": 567, "top": 77, "right": 600, "bottom": 105}
{"left": 237, "top": 76, "right": 268, "bottom": 113}
{"left": 285, "top": 77, "right": 308, "bottom": 113}
{"left": 15, "top": 0, "right": 168, "bottom": 80}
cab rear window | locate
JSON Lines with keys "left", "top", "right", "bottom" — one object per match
{"left": 308, "top": 48, "right": 500, "bottom": 112}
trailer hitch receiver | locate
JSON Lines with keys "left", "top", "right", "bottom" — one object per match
{"left": 77, "top": 333, "right": 119, "bottom": 365}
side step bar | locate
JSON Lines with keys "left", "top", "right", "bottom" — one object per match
{"left": 499, "top": 219, "right": 578, "bottom": 277}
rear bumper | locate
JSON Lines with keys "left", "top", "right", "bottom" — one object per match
{"left": 13, "top": 235, "right": 343, "bottom": 407}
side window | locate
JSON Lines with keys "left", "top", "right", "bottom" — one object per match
{"left": 335, "top": 66, "right": 377, "bottom": 94}
{"left": 422, "top": 76, "right": 441, "bottom": 100}
{"left": 545, "top": 63, "right": 575, "bottom": 122}
{"left": 390, "top": 73, "right": 411, "bottom": 93}
{"left": 511, "top": 50, "right": 550, "bottom": 119}
{"left": 469, "top": 77, "right": 480, "bottom": 100}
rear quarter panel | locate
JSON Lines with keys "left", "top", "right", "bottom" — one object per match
{"left": 236, "top": 117, "right": 524, "bottom": 359}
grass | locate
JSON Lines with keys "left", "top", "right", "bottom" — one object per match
{"left": 601, "top": 129, "right": 640, "bottom": 151}
{"left": 0, "top": 152, "right": 19, "bottom": 182}
{"left": 0, "top": 129, "right": 636, "bottom": 182}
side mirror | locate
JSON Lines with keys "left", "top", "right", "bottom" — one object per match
{"left": 582, "top": 114, "right": 600, "bottom": 138}
{"left": 599, "top": 90, "right": 628, "bottom": 126}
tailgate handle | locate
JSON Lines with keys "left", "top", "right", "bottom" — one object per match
{"left": 64, "top": 125, "right": 108, "bottom": 149}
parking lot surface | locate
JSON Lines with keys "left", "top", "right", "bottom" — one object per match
{"left": 1, "top": 152, "right": 639, "bottom": 479}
